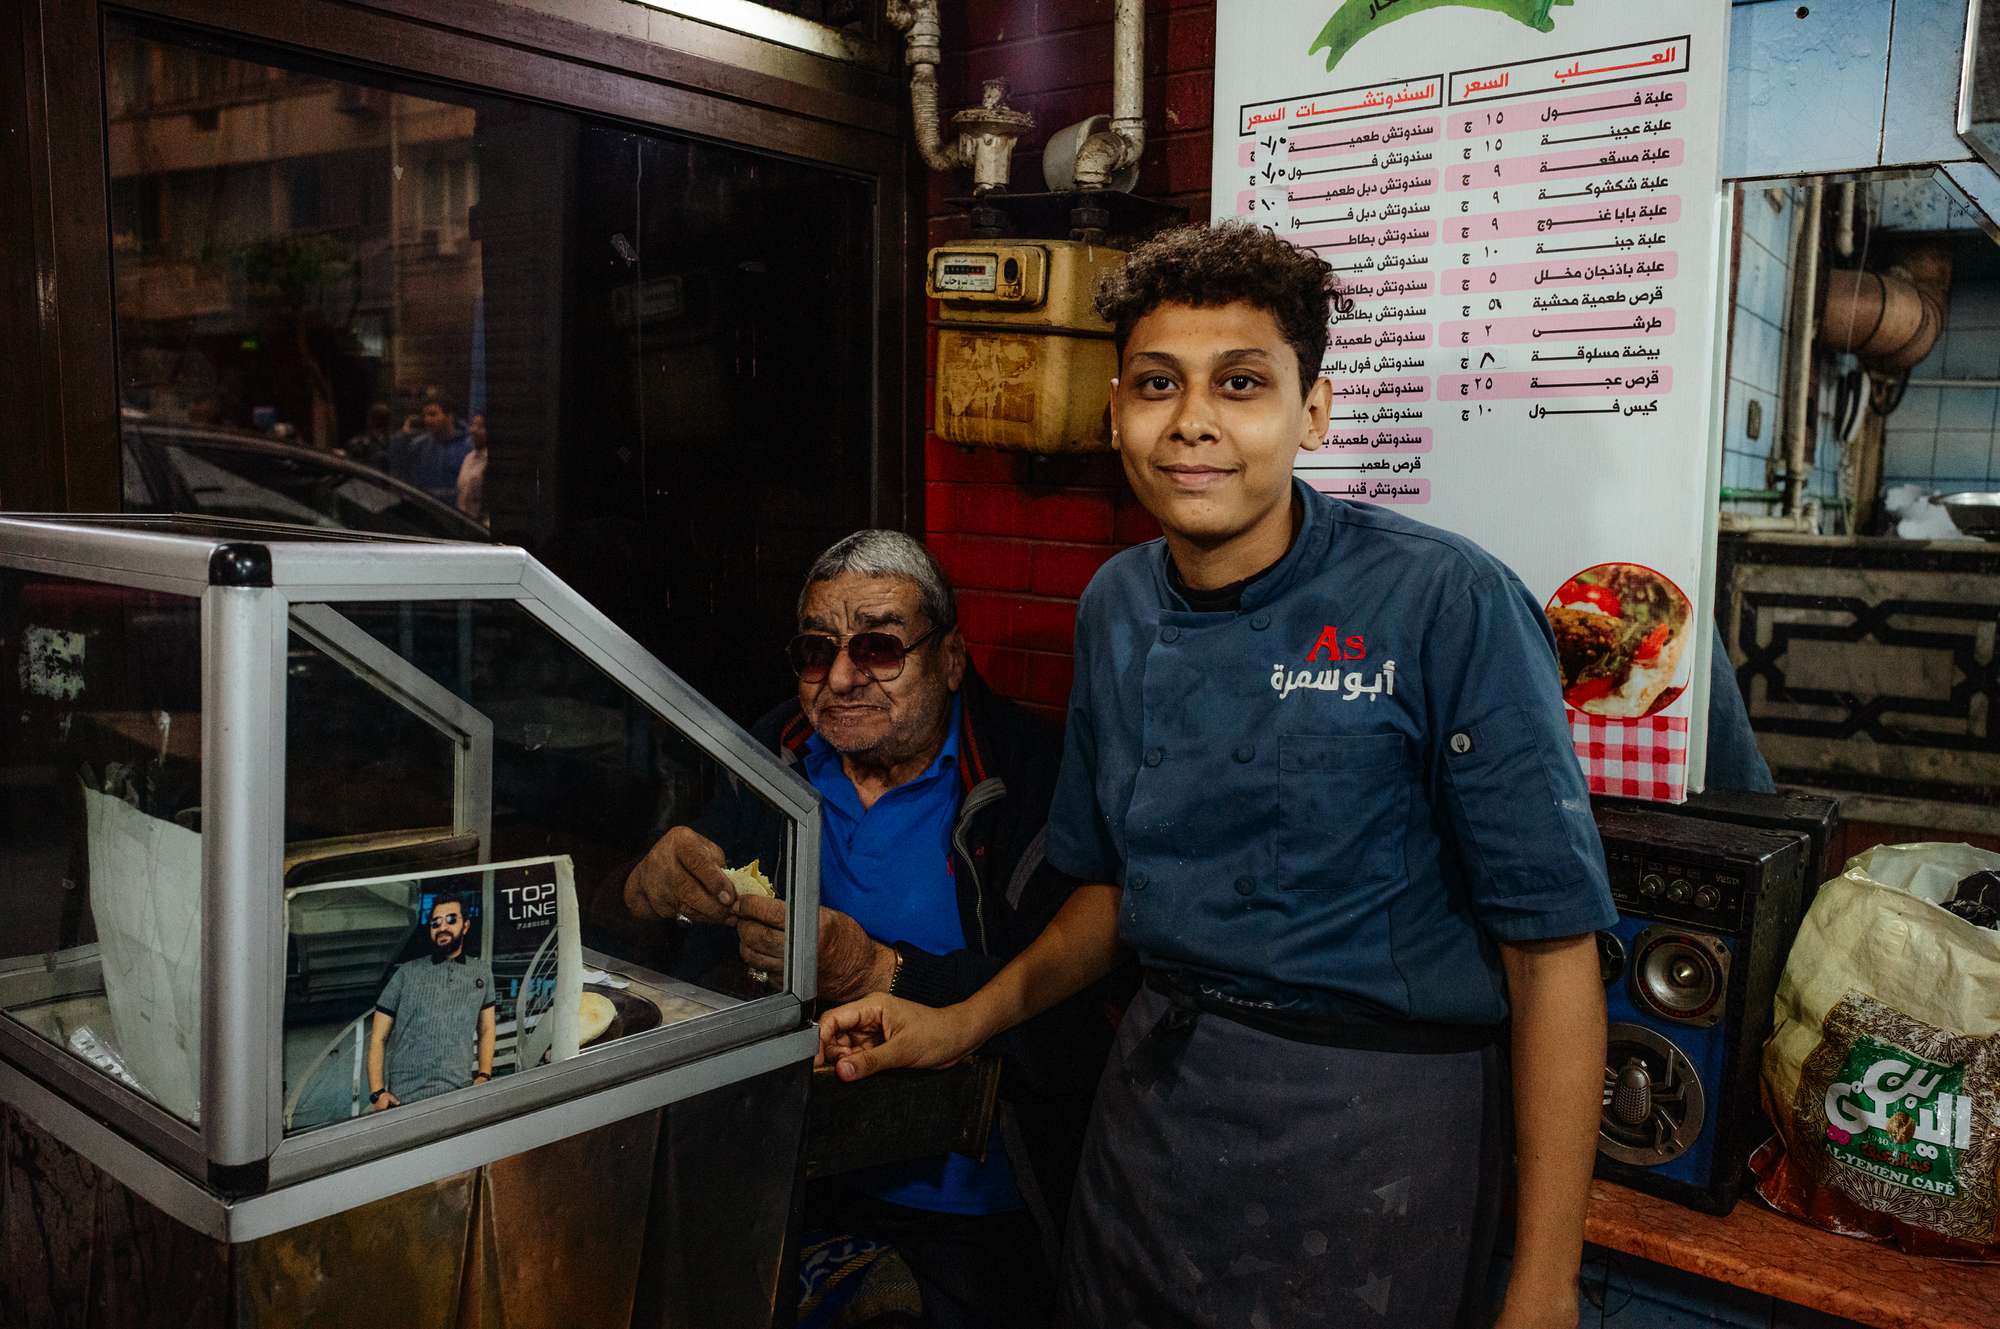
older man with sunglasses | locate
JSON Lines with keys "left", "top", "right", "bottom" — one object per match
{"left": 624, "top": 530, "right": 1112, "bottom": 1329}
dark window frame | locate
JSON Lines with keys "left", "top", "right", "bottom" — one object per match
{"left": 1, "top": 0, "right": 924, "bottom": 536}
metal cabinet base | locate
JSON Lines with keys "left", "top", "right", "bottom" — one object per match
{"left": 633, "top": 1059, "right": 809, "bottom": 1329}
{"left": 1, "top": 1059, "right": 809, "bottom": 1329}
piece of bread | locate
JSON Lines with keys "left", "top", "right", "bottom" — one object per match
{"left": 722, "top": 859, "right": 774, "bottom": 899}
{"left": 577, "top": 991, "right": 617, "bottom": 1046}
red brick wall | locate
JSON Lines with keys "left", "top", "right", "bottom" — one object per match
{"left": 922, "top": 0, "right": 1217, "bottom": 713}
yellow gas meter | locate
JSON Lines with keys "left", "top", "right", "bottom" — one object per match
{"left": 928, "top": 240, "right": 1124, "bottom": 453}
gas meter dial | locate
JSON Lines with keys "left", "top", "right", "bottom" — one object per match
{"left": 927, "top": 245, "right": 1046, "bottom": 306}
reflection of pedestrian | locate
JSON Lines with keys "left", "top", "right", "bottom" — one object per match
{"left": 457, "top": 411, "right": 489, "bottom": 527}
{"left": 385, "top": 395, "right": 472, "bottom": 506}
{"left": 344, "top": 402, "right": 396, "bottom": 466}
{"left": 366, "top": 894, "right": 496, "bottom": 1110}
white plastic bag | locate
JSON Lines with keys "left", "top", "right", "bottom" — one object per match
{"left": 1755, "top": 843, "right": 2000, "bottom": 1257}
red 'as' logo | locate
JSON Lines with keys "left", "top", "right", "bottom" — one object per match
{"left": 1306, "top": 626, "right": 1367, "bottom": 662}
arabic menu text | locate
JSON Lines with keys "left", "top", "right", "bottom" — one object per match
{"left": 1235, "top": 37, "right": 1692, "bottom": 505}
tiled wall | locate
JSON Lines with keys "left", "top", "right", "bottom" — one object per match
{"left": 1719, "top": 186, "right": 1845, "bottom": 521}
{"left": 1881, "top": 235, "right": 2000, "bottom": 496}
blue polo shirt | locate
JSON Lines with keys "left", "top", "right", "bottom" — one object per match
{"left": 1048, "top": 479, "right": 1616, "bottom": 1026}
{"left": 804, "top": 696, "right": 1022, "bottom": 1215}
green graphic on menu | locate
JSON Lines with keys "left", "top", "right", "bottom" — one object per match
{"left": 1312, "top": 0, "right": 1576, "bottom": 72}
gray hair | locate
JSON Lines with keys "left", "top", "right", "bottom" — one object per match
{"left": 799, "top": 530, "right": 957, "bottom": 631}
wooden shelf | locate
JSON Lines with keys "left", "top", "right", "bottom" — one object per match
{"left": 1587, "top": 1179, "right": 2000, "bottom": 1329}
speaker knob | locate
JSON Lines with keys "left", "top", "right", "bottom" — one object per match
{"left": 1694, "top": 885, "right": 1719, "bottom": 911}
{"left": 1610, "top": 1058, "right": 1653, "bottom": 1128}
{"left": 1640, "top": 873, "right": 1664, "bottom": 898}
{"left": 1666, "top": 878, "right": 1691, "bottom": 903}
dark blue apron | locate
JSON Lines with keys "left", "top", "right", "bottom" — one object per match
{"left": 1058, "top": 981, "right": 1509, "bottom": 1329}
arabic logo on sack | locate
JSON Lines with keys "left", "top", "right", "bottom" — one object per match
{"left": 1823, "top": 1037, "right": 1975, "bottom": 1198}
{"left": 1312, "top": 0, "right": 1573, "bottom": 73}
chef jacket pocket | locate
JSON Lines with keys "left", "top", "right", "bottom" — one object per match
{"left": 1277, "top": 732, "right": 1410, "bottom": 891}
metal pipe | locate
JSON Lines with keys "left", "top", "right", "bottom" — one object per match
{"left": 1072, "top": 0, "right": 1146, "bottom": 190}
{"left": 1718, "top": 510, "right": 1823, "bottom": 534}
{"left": 1109, "top": 0, "right": 1144, "bottom": 151}
{"left": 1834, "top": 179, "right": 1856, "bottom": 259}
{"left": 886, "top": 0, "right": 962, "bottom": 174}
{"left": 887, "top": 0, "right": 1030, "bottom": 195}
{"left": 1782, "top": 182, "right": 1825, "bottom": 518}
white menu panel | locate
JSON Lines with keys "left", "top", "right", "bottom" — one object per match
{"left": 1214, "top": 3, "right": 1732, "bottom": 800}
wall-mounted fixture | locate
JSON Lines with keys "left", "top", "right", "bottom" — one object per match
{"left": 927, "top": 241, "right": 1123, "bottom": 453}
{"left": 898, "top": 0, "right": 1176, "bottom": 452}
{"left": 1041, "top": 0, "right": 1147, "bottom": 205}
{"left": 886, "top": 0, "right": 1033, "bottom": 205}
{"left": 889, "top": 0, "right": 1175, "bottom": 243}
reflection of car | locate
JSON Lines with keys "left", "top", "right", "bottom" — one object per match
{"left": 121, "top": 415, "right": 492, "bottom": 542}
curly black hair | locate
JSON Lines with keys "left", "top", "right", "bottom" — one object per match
{"left": 1093, "top": 221, "right": 1343, "bottom": 397}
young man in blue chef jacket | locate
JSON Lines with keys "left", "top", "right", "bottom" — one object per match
{"left": 818, "top": 221, "right": 1616, "bottom": 1329}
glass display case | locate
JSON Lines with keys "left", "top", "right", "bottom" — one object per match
{"left": 0, "top": 514, "right": 820, "bottom": 1248}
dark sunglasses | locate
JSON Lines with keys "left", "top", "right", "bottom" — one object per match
{"left": 786, "top": 622, "right": 948, "bottom": 684}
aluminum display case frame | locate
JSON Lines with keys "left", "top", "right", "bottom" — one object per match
{"left": 0, "top": 515, "right": 821, "bottom": 1243}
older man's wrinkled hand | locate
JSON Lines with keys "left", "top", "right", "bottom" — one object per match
{"left": 624, "top": 825, "right": 736, "bottom": 925}
{"left": 732, "top": 898, "right": 894, "bottom": 1002}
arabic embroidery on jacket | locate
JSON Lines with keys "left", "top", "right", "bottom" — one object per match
{"left": 1270, "top": 660, "right": 1397, "bottom": 701}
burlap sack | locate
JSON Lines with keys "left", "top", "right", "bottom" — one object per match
{"left": 1754, "top": 843, "right": 2000, "bottom": 1258}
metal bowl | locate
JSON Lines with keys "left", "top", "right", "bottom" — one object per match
{"left": 1937, "top": 491, "right": 2000, "bottom": 540}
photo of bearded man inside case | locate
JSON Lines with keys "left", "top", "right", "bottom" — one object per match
{"left": 367, "top": 892, "right": 497, "bottom": 1110}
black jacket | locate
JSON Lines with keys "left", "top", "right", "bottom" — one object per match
{"left": 687, "top": 665, "right": 1122, "bottom": 1237}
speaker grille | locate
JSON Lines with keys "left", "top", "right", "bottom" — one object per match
{"left": 1600, "top": 1023, "right": 1706, "bottom": 1166}
{"left": 1629, "top": 926, "right": 1730, "bottom": 1027}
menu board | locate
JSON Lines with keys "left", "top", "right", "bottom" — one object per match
{"left": 1214, "top": 1, "right": 1731, "bottom": 800}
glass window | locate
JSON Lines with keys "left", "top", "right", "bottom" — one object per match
{"left": 280, "top": 599, "right": 792, "bottom": 1135}
{"left": 140, "top": 434, "right": 482, "bottom": 540}
{"left": 161, "top": 443, "right": 344, "bottom": 528}
{"left": 0, "top": 570, "right": 204, "bottom": 1127}
{"left": 108, "top": 17, "right": 881, "bottom": 724}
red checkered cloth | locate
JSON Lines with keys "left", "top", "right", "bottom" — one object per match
{"left": 1571, "top": 713, "right": 1688, "bottom": 802}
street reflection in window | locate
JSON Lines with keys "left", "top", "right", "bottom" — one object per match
{"left": 107, "top": 18, "right": 878, "bottom": 721}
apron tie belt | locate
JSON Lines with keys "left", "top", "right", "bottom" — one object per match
{"left": 1125, "top": 974, "right": 1203, "bottom": 1094}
